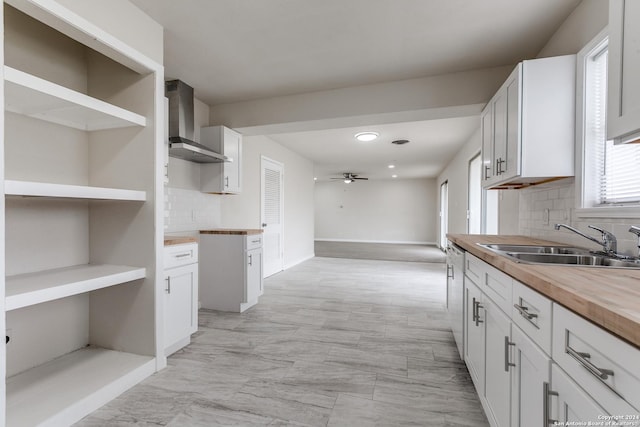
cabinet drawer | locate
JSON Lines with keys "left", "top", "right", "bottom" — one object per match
{"left": 164, "top": 242, "right": 198, "bottom": 269}
{"left": 464, "top": 253, "right": 484, "bottom": 285}
{"left": 246, "top": 235, "right": 263, "bottom": 251}
{"left": 482, "top": 262, "right": 513, "bottom": 315}
{"left": 511, "top": 280, "right": 552, "bottom": 355}
{"left": 553, "top": 304, "right": 640, "bottom": 413}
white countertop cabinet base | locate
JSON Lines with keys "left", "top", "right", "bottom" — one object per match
{"left": 199, "top": 233, "right": 263, "bottom": 313}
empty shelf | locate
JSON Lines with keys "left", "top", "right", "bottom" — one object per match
{"left": 4, "top": 66, "right": 146, "bottom": 130}
{"left": 5, "top": 180, "right": 146, "bottom": 201}
{"left": 6, "top": 347, "right": 155, "bottom": 427}
{"left": 6, "top": 264, "right": 146, "bottom": 311}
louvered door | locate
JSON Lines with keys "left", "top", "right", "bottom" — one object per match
{"left": 261, "top": 157, "right": 284, "bottom": 277}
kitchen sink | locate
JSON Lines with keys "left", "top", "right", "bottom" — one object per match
{"left": 478, "top": 243, "right": 640, "bottom": 269}
{"left": 478, "top": 244, "right": 590, "bottom": 255}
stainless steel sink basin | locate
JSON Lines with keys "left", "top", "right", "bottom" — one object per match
{"left": 479, "top": 243, "right": 640, "bottom": 268}
{"left": 479, "top": 244, "right": 589, "bottom": 255}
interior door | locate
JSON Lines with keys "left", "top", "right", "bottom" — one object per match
{"left": 261, "top": 157, "right": 284, "bottom": 277}
{"left": 439, "top": 181, "right": 448, "bottom": 249}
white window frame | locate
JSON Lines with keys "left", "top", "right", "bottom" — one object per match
{"left": 575, "top": 28, "right": 640, "bottom": 219}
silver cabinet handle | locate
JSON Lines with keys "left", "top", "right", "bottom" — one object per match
{"left": 474, "top": 299, "right": 484, "bottom": 326}
{"left": 484, "top": 165, "right": 490, "bottom": 180}
{"left": 225, "top": 176, "right": 229, "bottom": 188}
{"left": 543, "top": 382, "right": 558, "bottom": 426}
{"left": 565, "top": 344, "right": 614, "bottom": 380}
{"left": 262, "top": 223, "right": 267, "bottom": 227}
{"left": 446, "top": 264, "right": 454, "bottom": 279}
{"left": 472, "top": 297, "right": 477, "bottom": 322}
{"left": 248, "top": 254, "right": 253, "bottom": 266}
{"left": 504, "top": 336, "right": 515, "bottom": 372}
{"left": 165, "top": 276, "right": 171, "bottom": 294}
{"left": 251, "top": 239, "right": 261, "bottom": 244}
{"left": 514, "top": 303, "right": 538, "bottom": 320}
{"left": 174, "top": 252, "right": 191, "bottom": 258}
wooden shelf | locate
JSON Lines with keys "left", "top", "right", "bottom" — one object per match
{"left": 6, "top": 347, "right": 155, "bottom": 427}
{"left": 6, "top": 264, "right": 146, "bottom": 311}
{"left": 4, "top": 66, "right": 146, "bottom": 130}
{"left": 5, "top": 180, "right": 146, "bottom": 201}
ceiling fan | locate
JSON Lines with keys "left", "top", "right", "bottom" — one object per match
{"left": 331, "top": 173, "right": 369, "bottom": 184}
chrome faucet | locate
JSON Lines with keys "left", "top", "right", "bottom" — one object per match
{"left": 554, "top": 223, "right": 618, "bottom": 255}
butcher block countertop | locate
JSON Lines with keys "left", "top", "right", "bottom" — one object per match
{"left": 164, "top": 236, "right": 197, "bottom": 246}
{"left": 448, "top": 234, "right": 640, "bottom": 349}
{"left": 200, "top": 229, "right": 263, "bottom": 236}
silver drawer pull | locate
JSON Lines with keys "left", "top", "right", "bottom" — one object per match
{"left": 514, "top": 303, "right": 538, "bottom": 320}
{"left": 566, "top": 344, "right": 614, "bottom": 380}
{"left": 174, "top": 253, "right": 191, "bottom": 258}
{"left": 474, "top": 299, "right": 483, "bottom": 326}
{"left": 504, "top": 336, "right": 515, "bottom": 372}
{"left": 251, "top": 239, "right": 261, "bottom": 244}
{"left": 543, "top": 382, "right": 558, "bottom": 426}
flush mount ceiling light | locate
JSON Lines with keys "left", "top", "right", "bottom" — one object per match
{"left": 354, "top": 131, "right": 379, "bottom": 142}
{"left": 391, "top": 139, "right": 410, "bottom": 145}
{"left": 392, "top": 174, "right": 398, "bottom": 178}
{"left": 388, "top": 164, "right": 395, "bottom": 169}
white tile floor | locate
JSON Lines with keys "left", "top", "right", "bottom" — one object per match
{"left": 77, "top": 257, "right": 488, "bottom": 426}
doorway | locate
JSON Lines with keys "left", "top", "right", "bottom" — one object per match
{"left": 468, "top": 154, "right": 482, "bottom": 233}
{"left": 439, "top": 180, "right": 448, "bottom": 249}
{"left": 261, "top": 157, "right": 284, "bottom": 277}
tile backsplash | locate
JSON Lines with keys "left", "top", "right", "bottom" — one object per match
{"left": 164, "top": 187, "right": 221, "bottom": 233}
{"left": 518, "top": 178, "right": 640, "bottom": 256}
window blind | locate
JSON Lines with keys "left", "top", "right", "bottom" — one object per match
{"left": 590, "top": 47, "right": 640, "bottom": 205}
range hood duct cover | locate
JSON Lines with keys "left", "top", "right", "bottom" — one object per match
{"left": 165, "top": 79, "right": 228, "bottom": 163}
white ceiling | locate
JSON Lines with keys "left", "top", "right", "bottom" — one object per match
{"left": 269, "top": 117, "right": 480, "bottom": 180}
{"left": 130, "top": 0, "right": 581, "bottom": 180}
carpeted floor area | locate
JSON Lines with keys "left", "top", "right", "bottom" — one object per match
{"left": 314, "top": 241, "right": 446, "bottom": 263}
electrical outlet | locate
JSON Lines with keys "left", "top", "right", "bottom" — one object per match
{"left": 543, "top": 208, "right": 550, "bottom": 225}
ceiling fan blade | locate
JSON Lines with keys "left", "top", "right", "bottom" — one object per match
{"left": 353, "top": 177, "right": 369, "bottom": 180}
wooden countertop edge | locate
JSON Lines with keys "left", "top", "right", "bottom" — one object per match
{"left": 448, "top": 234, "right": 640, "bottom": 349}
{"left": 200, "top": 229, "right": 263, "bottom": 235}
{"left": 164, "top": 236, "right": 198, "bottom": 246}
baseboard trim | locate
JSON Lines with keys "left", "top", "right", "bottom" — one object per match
{"left": 283, "top": 253, "right": 315, "bottom": 270}
{"left": 315, "top": 238, "right": 436, "bottom": 245}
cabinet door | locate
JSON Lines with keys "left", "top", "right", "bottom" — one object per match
{"left": 503, "top": 71, "right": 520, "bottom": 179}
{"left": 484, "top": 297, "right": 512, "bottom": 427}
{"left": 493, "top": 91, "right": 507, "bottom": 180}
{"left": 447, "top": 252, "right": 464, "bottom": 360}
{"left": 223, "top": 127, "right": 242, "bottom": 193}
{"left": 245, "top": 248, "right": 263, "bottom": 303}
{"left": 481, "top": 103, "right": 494, "bottom": 185}
{"left": 164, "top": 263, "right": 198, "bottom": 350}
{"left": 608, "top": 0, "right": 640, "bottom": 143}
{"left": 465, "top": 280, "right": 485, "bottom": 394}
{"left": 550, "top": 365, "right": 606, "bottom": 425}
{"left": 510, "top": 326, "right": 551, "bottom": 427}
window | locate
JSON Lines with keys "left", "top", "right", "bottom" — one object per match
{"left": 578, "top": 31, "right": 640, "bottom": 216}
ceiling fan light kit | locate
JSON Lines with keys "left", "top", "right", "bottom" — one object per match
{"left": 331, "top": 173, "right": 369, "bottom": 184}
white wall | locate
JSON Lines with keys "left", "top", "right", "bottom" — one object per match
{"left": 315, "top": 178, "right": 437, "bottom": 244}
{"left": 437, "top": 129, "right": 482, "bottom": 235}
{"left": 220, "top": 135, "right": 315, "bottom": 269}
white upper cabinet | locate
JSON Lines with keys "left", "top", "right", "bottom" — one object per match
{"left": 482, "top": 55, "right": 576, "bottom": 189}
{"left": 607, "top": 0, "right": 640, "bottom": 144}
{"left": 200, "top": 125, "right": 242, "bottom": 194}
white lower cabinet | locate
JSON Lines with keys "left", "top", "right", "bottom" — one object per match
{"left": 465, "top": 280, "right": 485, "bottom": 394}
{"left": 199, "top": 231, "right": 264, "bottom": 312}
{"left": 511, "top": 325, "right": 551, "bottom": 427}
{"left": 548, "top": 364, "right": 606, "bottom": 424}
{"left": 484, "top": 297, "right": 512, "bottom": 427}
{"left": 163, "top": 243, "right": 199, "bottom": 356}
{"left": 461, "top": 252, "right": 640, "bottom": 427}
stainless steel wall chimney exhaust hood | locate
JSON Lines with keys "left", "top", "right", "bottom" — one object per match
{"left": 165, "top": 79, "right": 228, "bottom": 163}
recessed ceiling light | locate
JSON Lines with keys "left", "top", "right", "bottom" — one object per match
{"left": 388, "top": 164, "right": 395, "bottom": 169}
{"left": 313, "top": 177, "right": 317, "bottom": 181}
{"left": 392, "top": 174, "right": 398, "bottom": 178}
{"left": 355, "top": 131, "right": 379, "bottom": 142}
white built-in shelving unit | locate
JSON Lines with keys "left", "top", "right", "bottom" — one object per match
{"left": 1, "top": 0, "right": 165, "bottom": 425}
